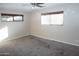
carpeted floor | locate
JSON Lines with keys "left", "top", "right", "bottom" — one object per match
{"left": 0, "top": 35, "right": 79, "bottom": 56}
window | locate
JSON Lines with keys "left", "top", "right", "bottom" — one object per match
{"left": 1, "top": 13, "right": 24, "bottom": 22}
{"left": 0, "top": 26, "right": 8, "bottom": 41}
{"left": 41, "top": 11, "right": 64, "bottom": 25}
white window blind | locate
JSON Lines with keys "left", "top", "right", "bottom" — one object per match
{"left": 41, "top": 11, "right": 64, "bottom": 25}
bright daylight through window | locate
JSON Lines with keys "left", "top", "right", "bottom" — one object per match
{"left": 41, "top": 11, "right": 64, "bottom": 25}
{"left": 0, "top": 27, "right": 8, "bottom": 41}
{"left": 1, "top": 13, "right": 24, "bottom": 22}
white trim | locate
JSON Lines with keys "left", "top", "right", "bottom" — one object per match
{"left": 30, "top": 34, "right": 79, "bottom": 47}
{"left": 3, "top": 34, "right": 29, "bottom": 41}
{"left": 3, "top": 33, "right": 79, "bottom": 47}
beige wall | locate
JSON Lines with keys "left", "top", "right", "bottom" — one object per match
{"left": 0, "top": 3, "right": 79, "bottom": 46}
{"left": 30, "top": 4, "right": 79, "bottom": 46}
{"left": 0, "top": 10, "right": 30, "bottom": 40}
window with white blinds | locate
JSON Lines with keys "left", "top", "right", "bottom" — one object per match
{"left": 41, "top": 11, "right": 64, "bottom": 25}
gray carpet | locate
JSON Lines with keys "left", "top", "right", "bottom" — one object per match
{"left": 0, "top": 35, "right": 79, "bottom": 56}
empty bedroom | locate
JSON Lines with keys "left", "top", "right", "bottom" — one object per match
{"left": 0, "top": 3, "right": 79, "bottom": 56}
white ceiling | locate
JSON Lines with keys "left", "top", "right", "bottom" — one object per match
{"left": 0, "top": 3, "right": 78, "bottom": 12}
{"left": 0, "top": 3, "right": 65, "bottom": 12}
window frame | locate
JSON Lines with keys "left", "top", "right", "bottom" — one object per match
{"left": 41, "top": 11, "right": 64, "bottom": 26}
{"left": 1, "top": 13, "right": 24, "bottom": 22}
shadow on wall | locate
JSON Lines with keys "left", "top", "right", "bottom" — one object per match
{"left": 0, "top": 26, "right": 8, "bottom": 41}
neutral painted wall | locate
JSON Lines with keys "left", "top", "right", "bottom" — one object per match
{"left": 0, "top": 3, "right": 79, "bottom": 46}
{"left": 0, "top": 10, "right": 30, "bottom": 40}
{"left": 30, "top": 3, "right": 79, "bottom": 46}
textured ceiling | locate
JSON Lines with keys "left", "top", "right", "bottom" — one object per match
{"left": 0, "top": 3, "right": 78, "bottom": 12}
{"left": 0, "top": 3, "right": 64, "bottom": 12}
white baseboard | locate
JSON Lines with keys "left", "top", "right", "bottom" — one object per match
{"left": 3, "top": 33, "right": 79, "bottom": 47}
{"left": 30, "top": 34, "right": 79, "bottom": 47}
{"left": 5, "top": 34, "right": 29, "bottom": 41}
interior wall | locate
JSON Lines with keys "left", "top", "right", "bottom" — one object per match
{"left": 30, "top": 3, "right": 79, "bottom": 46}
{"left": 0, "top": 10, "right": 30, "bottom": 40}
